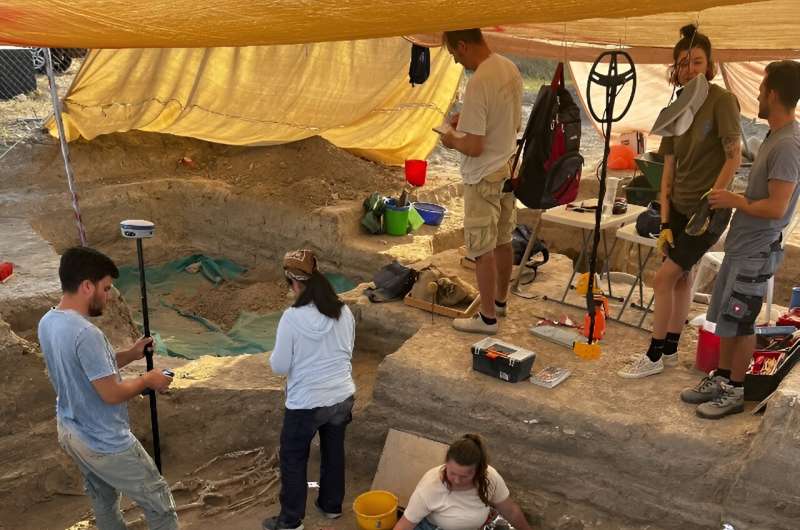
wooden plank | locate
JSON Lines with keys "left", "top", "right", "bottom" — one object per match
{"left": 403, "top": 292, "right": 480, "bottom": 318}
{"left": 371, "top": 429, "right": 448, "bottom": 508}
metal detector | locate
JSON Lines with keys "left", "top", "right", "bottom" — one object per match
{"left": 120, "top": 219, "right": 164, "bottom": 471}
{"left": 577, "top": 51, "right": 637, "bottom": 358}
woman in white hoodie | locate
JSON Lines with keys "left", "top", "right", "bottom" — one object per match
{"left": 262, "top": 249, "right": 356, "bottom": 530}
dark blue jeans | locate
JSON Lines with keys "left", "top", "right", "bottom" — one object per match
{"left": 278, "top": 395, "right": 354, "bottom": 525}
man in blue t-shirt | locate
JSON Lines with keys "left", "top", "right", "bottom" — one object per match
{"left": 38, "top": 246, "right": 178, "bottom": 529}
{"left": 680, "top": 60, "right": 800, "bottom": 419}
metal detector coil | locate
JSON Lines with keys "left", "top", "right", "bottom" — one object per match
{"left": 120, "top": 219, "right": 155, "bottom": 239}
{"left": 586, "top": 51, "right": 637, "bottom": 124}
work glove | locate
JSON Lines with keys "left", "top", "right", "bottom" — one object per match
{"left": 657, "top": 226, "right": 674, "bottom": 255}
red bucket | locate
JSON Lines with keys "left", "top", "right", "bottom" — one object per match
{"left": 695, "top": 326, "right": 721, "bottom": 373}
{"left": 404, "top": 160, "right": 427, "bottom": 187}
{"left": 0, "top": 262, "right": 13, "bottom": 283}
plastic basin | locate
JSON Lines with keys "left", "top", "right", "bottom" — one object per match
{"left": 411, "top": 201, "right": 447, "bottom": 225}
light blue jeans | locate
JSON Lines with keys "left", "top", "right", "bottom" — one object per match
{"left": 58, "top": 425, "right": 178, "bottom": 530}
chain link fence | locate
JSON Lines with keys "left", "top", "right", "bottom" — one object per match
{"left": 0, "top": 46, "right": 86, "bottom": 159}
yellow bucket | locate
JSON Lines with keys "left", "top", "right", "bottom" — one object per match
{"left": 353, "top": 490, "right": 398, "bottom": 530}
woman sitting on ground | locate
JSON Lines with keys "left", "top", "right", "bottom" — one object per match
{"left": 394, "top": 434, "right": 534, "bottom": 530}
{"left": 262, "top": 249, "right": 356, "bottom": 530}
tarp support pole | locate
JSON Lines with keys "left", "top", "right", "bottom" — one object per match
{"left": 45, "top": 48, "right": 87, "bottom": 247}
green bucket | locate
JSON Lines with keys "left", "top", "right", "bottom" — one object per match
{"left": 384, "top": 199, "right": 410, "bottom": 236}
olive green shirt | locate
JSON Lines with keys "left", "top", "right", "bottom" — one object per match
{"left": 658, "top": 84, "right": 742, "bottom": 216}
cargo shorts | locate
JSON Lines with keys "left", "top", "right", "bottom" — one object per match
{"left": 463, "top": 163, "right": 517, "bottom": 259}
{"left": 706, "top": 240, "right": 783, "bottom": 337}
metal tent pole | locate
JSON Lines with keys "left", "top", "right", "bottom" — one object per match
{"left": 44, "top": 48, "right": 87, "bottom": 246}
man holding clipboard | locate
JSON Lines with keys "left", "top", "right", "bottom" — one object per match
{"left": 437, "top": 28, "right": 523, "bottom": 334}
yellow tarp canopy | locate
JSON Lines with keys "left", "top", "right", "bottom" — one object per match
{"left": 52, "top": 40, "right": 462, "bottom": 165}
{"left": 0, "top": 0, "right": 773, "bottom": 49}
{"left": 487, "top": 0, "right": 800, "bottom": 62}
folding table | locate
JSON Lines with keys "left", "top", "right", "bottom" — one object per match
{"left": 613, "top": 222, "right": 657, "bottom": 329}
{"left": 539, "top": 203, "right": 646, "bottom": 309}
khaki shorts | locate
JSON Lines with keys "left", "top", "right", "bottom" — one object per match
{"left": 463, "top": 164, "right": 517, "bottom": 259}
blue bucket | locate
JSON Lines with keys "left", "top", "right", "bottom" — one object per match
{"left": 791, "top": 286, "right": 800, "bottom": 309}
{"left": 411, "top": 202, "right": 447, "bottom": 225}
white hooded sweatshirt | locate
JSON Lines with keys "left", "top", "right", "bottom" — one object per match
{"left": 269, "top": 303, "right": 356, "bottom": 410}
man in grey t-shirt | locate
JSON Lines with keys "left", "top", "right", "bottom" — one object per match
{"left": 38, "top": 247, "right": 178, "bottom": 529}
{"left": 680, "top": 60, "right": 800, "bottom": 419}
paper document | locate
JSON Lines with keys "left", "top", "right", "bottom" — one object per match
{"left": 432, "top": 122, "right": 465, "bottom": 138}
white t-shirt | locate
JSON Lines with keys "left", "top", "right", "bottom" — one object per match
{"left": 403, "top": 465, "right": 511, "bottom": 530}
{"left": 457, "top": 53, "right": 523, "bottom": 185}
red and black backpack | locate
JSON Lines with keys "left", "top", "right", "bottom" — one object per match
{"left": 509, "top": 62, "right": 583, "bottom": 209}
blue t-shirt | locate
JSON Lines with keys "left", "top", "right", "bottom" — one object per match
{"left": 38, "top": 309, "right": 135, "bottom": 453}
{"left": 726, "top": 121, "right": 800, "bottom": 257}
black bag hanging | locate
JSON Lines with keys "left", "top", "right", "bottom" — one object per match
{"left": 409, "top": 44, "right": 430, "bottom": 86}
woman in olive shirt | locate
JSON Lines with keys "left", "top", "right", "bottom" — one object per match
{"left": 619, "top": 24, "right": 742, "bottom": 379}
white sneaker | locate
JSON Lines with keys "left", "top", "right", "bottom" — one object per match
{"left": 494, "top": 302, "right": 508, "bottom": 317}
{"left": 662, "top": 352, "right": 678, "bottom": 367}
{"left": 617, "top": 354, "right": 664, "bottom": 379}
{"left": 453, "top": 313, "right": 498, "bottom": 334}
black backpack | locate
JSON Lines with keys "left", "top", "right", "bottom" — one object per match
{"left": 509, "top": 63, "right": 583, "bottom": 209}
{"left": 409, "top": 44, "right": 430, "bottom": 86}
{"left": 364, "top": 261, "right": 418, "bottom": 303}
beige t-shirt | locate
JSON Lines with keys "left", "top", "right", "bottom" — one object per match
{"left": 658, "top": 83, "right": 742, "bottom": 216}
{"left": 403, "top": 465, "right": 511, "bottom": 530}
{"left": 457, "top": 53, "right": 523, "bottom": 185}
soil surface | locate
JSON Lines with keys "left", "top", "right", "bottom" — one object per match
{"left": 167, "top": 267, "right": 291, "bottom": 331}
{"left": 0, "top": 131, "right": 457, "bottom": 210}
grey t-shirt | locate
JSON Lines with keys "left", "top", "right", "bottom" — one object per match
{"left": 38, "top": 309, "right": 135, "bottom": 453}
{"left": 725, "top": 121, "right": 800, "bottom": 257}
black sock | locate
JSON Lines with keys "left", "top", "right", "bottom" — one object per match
{"left": 494, "top": 299, "right": 507, "bottom": 307}
{"left": 480, "top": 313, "right": 497, "bottom": 325}
{"left": 713, "top": 368, "right": 732, "bottom": 381}
{"left": 664, "top": 332, "right": 681, "bottom": 356}
{"left": 729, "top": 380, "right": 744, "bottom": 388}
{"left": 647, "top": 338, "right": 665, "bottom": 362}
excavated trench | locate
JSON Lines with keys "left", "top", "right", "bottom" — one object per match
{"left": 0, "top": 134, "right": 458, "bottom": 530}
{"left": 4, "top": 134, "right": 800, "bottom": 530}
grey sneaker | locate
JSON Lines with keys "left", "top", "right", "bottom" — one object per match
{"left": 696, "top": 383, "right": 744, "bottom": 419}
{"left": 494, "top": 302, "right": 508, "bottom": 317}
{"left": 680, "top": 375, "right": 726, "bottom": 404}
{"left": 662, "top": 352, "right": 678, "bottom": 367}
{"left": 617, "top": 354, "right": 664, "bottom": 379}
{"left": 453, "top": 313, "right": 497, "bottom": 334}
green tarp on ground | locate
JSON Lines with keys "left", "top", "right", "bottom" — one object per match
{"left": 116, "top": 255, "right": 355, "bottom": 359}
